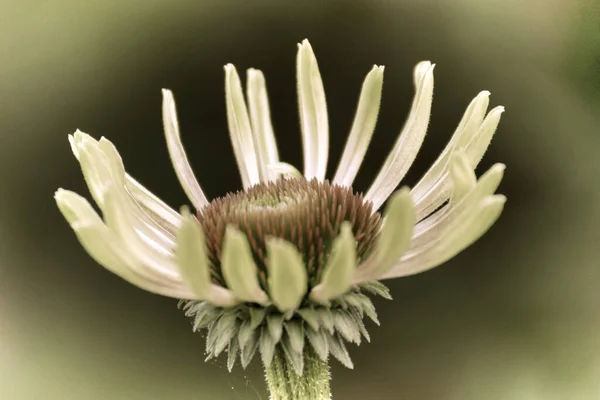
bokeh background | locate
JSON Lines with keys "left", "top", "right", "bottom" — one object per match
{"left": 1, "top": 0, "right": 599, "bottom": 399}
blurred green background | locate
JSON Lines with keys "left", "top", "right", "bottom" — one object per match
{"left": 1, "top": 0, "right": 599, "bottom": 399}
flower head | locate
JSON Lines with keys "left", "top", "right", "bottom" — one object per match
{"left": 56, "top": 39, "right": 505, "bottom": 374}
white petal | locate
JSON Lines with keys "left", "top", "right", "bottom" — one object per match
{"left": 55, "top": 189, "right": 195, "bottom": 299}
{"left": 221, "top": 225, "right": 269, "bottom": 304}
{"left": 383, "top": 195, "right": 506, "bottom": 279}
{"left": 354, "top": 188, "right": 415, "bottom": 283}
{"left": 310, "top": 222, "right": 356, "bottom": 303}
{"left": 364, "top": 62, "right": 435, "bottom": 211}
{"left": 176, "top": 210, "right": 239, "bottom": 307}
{"left": 247, "top": 68, "right": 280, "bottom": 182}
{"left": 333, "top": 65, "right": 384, "bottom": 187}
{"left": 296, "top": 39, "right": 328, "bottom": 180}
{"left": 410, "top": 91, "right": 490, "bottom": 220}
{"left": 162, "top": 89, "right": 209, "bottom": 210}
{"left": 224, "top": 64, "right": 260, "bottom": 189}
{"left": 266, "top": 238, "right": 307, "bottom": 312}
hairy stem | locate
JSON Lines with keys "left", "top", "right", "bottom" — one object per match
{"left": 264, "top": 347, "right": 331, "bottom": 400}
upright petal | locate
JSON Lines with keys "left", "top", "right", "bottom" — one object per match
{"left": 333, "top": 65, "right": 384, "bottom": 187}
{"left": 310, "top": 222, "right": 356, "bottom": 303}
{"left": 162, "top": 89, "right": 209, "bottom": 210}
{"left": 297, "top": 39, "right": 328, "bottom": 180}
{"left": 364, "top": 62, "right": 435, "bottom": 211}
{"left": 266, "top": 238, "right": 307, "bottom": 312}
{"left": 221, "top": 225, "right": 269, "bottom": 304}
{"left": 176, "top": 209, "right": 239, "bottom": 307}
{"left": 247, "top": 69, "right": 281, "bottom": 182}
{"left": 224, "top": 64, "right": 260, "bottom": 189}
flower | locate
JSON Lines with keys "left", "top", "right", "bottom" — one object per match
{"left": 55, "top": 40, "right": 505, "bottom": 374}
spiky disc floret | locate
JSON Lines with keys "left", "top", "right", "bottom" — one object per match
{"left": 197, "top": 178, "right": 382, "bottom": 290}
{"left": 181, "top": 281, "right": 391, "bottom": 374}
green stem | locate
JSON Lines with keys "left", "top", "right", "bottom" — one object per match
{"left": 264, "top": 347, "right": 331, "bottom": 400}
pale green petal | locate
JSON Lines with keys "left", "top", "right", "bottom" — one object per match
{"left": 176, "top": 209, "right": 238, "bottom": 307}
{"left": 364, "top": 62, "right": 435, "bottom": 211}
{"left": 310, "top": 222, "right": 356, "bottom": 303}
{"left": 161, "top": 89, "right": 209, "bottom": 210}
{"left": 246, "top": 68, "right": 280, "bottom": 182}
{"left": 354, "top": 187, "right": 415, "bottom": 283}
{"left": 449, "top": 151, "right": 476, "bottom": 202}
{"left": 221, "top": 225, "right": 269, "bottom": 304}
{"left": 384, "top": 195, "right": 506, "bottom": 278}
{"left": 333, "top": 65, "right": 384, "bottom": 187}
{"left": 266, "top": 238, "right": 307, "bottom": 312}
{"left": 224, "top": 64, "right": 260, "bottom": 189}
{"left": 296, "top": 39, "right": 328, "bottom": 180}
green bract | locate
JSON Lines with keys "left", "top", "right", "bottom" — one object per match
{"left": 181, "top": 282, "right": 390, "bottom": 373}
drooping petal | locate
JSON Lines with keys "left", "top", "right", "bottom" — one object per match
{"left": 221, "top": 225, "right": 269, "bottom": 305}
{"left": 224, "top": 64, "right": 260, "bottom": 189}
{"left": 125, "top": 176, "right": 182, "bottom": 233}
{"left": 103, "top": 183, "right": 183, "bottom": 284}
{"left": 162, "top": 89, "right": 209, "bottom": 210}
{"left": 266, "top": 238, "right": 307, "bottom": 312}
{"left": 70, "top": 130, "right": 182, "bottom": 234}
{"left": 333, "top": 65, "right": 384, "bottom": 187}
{"left": 176, "top": 209, "right": 239, "bottom": 307}
{"left": 354, "top": 187, "right": 415, "bottom": 283}
{"left": 383, "top": 194, "right": 506, "bottom": 279}
{"left": 364, "top": 61, "right": 435, "bottom": 211}
{"left": 247, "top": 68, "right": 280, "bottom": 182}
{"left": 99, "top": 138, "right": 177, "bottom": 254}
{"left": 310, "top": 222, "right": 356, "bottom": 303}
{"left": 55, "top": 189, "right": 195, "bottom": 298}
{"left": 297, "top": 39, "right": 328, "bottom": 180}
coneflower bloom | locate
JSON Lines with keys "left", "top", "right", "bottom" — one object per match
{"left": 56, "top": 40, "right": 505, "bottom": 399}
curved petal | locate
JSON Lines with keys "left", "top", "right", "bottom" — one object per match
{"left": 364, "top": 61, "right": 435, "bottom": 211}
{"left": 55, "top": 189, "right": 195, "bottom": 299}
{"left": 162, "top": 89, "right": 209, "bottom": 210}
{"left": 410, "top": 91, "right": 490, "bottom": 219}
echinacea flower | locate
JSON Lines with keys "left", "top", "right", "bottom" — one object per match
{"left": 56, "top": 39, "right": 505, "bottom": 400}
